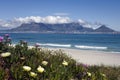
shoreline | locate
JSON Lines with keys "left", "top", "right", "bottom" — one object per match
{"left": 14, "top": 45, "right": 120, "bottom": 66}
{"left": 48, "top": 47, "right": 120, "bottom": 66}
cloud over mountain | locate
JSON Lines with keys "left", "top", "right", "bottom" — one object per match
{"left": 15, "top": 16, "right": 71, "bottom": 24}
{"left": 0, "top": 16, "right": 72, "bottom": 29}
{"left": 77, "top": 19, "right": 92, "bottom": 28}
{"left": 0, "top": 16, "right": 103, "bottom": 30}
{"left": 0, "top": 16, "right": 116, "bottom": 33}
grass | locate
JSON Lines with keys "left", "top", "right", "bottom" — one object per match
{"left": 0, "top": 34, "right": 120, "bottom": 80}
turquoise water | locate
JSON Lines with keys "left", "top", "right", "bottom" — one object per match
{"left": 0, "top": 33, "right": 120, "bottom": 52}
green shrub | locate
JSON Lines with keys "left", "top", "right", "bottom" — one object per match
{"left": 0, "top": 34, "right": 119, "bottom": 80}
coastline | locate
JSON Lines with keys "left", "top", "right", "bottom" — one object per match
{"left": 48, "top": 47, "right": 120, "bottom": 66}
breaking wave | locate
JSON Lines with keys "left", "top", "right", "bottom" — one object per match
{"left": 75, "top": 45, "right": 107, "bottom": 50}
{"left": 39, "top": 43, "right": 71, "bottom": 48}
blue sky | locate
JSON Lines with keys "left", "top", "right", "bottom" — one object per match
{"left": 0, "top": 0, "right": 120, "bottom": 30}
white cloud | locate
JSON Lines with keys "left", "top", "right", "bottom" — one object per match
{"left": 0, "top": 19, "right": 21, "bottom": 28}
{"left": 77, "top": 19, "right": 104, "bottom": 29}
{"left": 0, "top": 16, "right": 102, "bottom": 29}
{"left": 14, "top": 16, "right": 42, "bottom": 23}
{"left": 14, "top": 16, "right": 71, "bottom": 24}
{"left": 43, "top": 16, "right": 71, "bottom": 24}
{"left": 78, "top": 19, "right": 86, "bottom": 24}
{"left": 77, "top": 19, "right": 92, "bottom": 28}
{"left": 0, "top": 20, "right": 12, "bottom": 28}
{"left": 0, "top": 16, "right": 72, "bottom": 28}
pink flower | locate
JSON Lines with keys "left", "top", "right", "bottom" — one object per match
{"left": 0, "top": 36, "right": 3, "bottom": 42}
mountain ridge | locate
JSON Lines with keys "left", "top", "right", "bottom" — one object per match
{"left": 10, "top": 22, "right": 116, "bottom": 33}
{"left": 0, "top": 22, "right": 118, "bottom": 34}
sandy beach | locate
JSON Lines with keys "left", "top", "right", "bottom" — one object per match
{"left": 49, "top": 48, "right": 120, "bottom": 66}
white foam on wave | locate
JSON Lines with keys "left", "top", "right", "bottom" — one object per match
{"left": 39, "top": 43, "right": 71, "bottom": 48}
{"left": 110, "top": 51, "right": 120, "bottom": 54}
{"left": 75, "top": 45, "right": 107, "bottom": 50}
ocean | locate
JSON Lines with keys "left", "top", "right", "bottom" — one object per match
{"left": 0, "top": 33, "right": 120, "bottom": 53}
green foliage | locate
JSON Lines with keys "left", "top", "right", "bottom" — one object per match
{"left": 0, "top": 68, "right": 4, "bottom": 80}
{"left": 0, "top": 34, "right": 120, "bottom": 80}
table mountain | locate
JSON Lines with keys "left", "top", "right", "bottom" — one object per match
{"left": 11, "top": 22, "right": 94, "bottom": 33}
{"left": 9, "top": 22, "right": 117, "bottom": 33}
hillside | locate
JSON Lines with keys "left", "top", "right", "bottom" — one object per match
{"left": 94, "top": 25, "right": 115, "bottom": 32}
{"left": 0, "top": 22, "right": 117, "bottom": 33}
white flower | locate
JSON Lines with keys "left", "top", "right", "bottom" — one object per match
{"left": 23, "top": 66, "right": 31, "bottom": 72}
{"left": 20, "top": 57, "right": 25, "bottom": 60}
{"left": 37, "top": 66, "right": 44, "bottom": 73}
{"left": 42, "top": 61, "right": 48, "bottom": 66}
{"left": 87, "top": 72, "right": 91, "bottom": 77}
{"left": 62, "top": 60, "right": 68, "bottom": 66}
{"left": 1, "top": 52, "right": 11, "bottom": 57}
{"left": 101, "top": 73, "right": 106, "bottom": 77}
{"left": 30, "top": 72, "right": 37, "bottom": 77}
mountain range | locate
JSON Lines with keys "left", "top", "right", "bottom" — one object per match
{"left": 9, "top": 22, "right": 116, "bottom": 33}
{"left": 0, "top": 22, "right": 118, "bottom": 34}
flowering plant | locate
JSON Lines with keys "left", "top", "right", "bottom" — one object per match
{"left": 0, "top": 34, "right": 12, "bottom": 52}
{"left": 0, "top": 34, "right": 118, "bottom": 80}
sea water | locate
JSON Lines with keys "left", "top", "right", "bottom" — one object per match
{"left": 0, "top": 33, "right": 120, "bottom": 52}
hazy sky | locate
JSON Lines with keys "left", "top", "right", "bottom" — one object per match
{"left": 0, "top": 0, "right": 120, "bottom": 30}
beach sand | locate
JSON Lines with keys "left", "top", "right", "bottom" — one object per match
{"left": 49, "top": 48, "right": 120, "bottom": 66}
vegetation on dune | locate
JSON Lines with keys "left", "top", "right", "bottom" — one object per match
{"left": 0, "top": 34, "right": 120, "bottom": 80}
